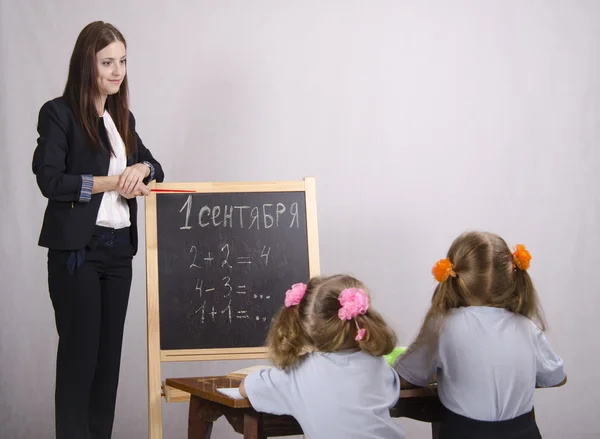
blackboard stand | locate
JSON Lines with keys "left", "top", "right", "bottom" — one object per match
{"left": 144, "top": 178, "right": 320, "bottom": 439}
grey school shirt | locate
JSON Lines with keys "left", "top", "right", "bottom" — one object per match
{"left": 394, "top": 306, "right": 566, "bottom": 422}
{"left": 244, "top": 350, "right": 405, "bottom": 439}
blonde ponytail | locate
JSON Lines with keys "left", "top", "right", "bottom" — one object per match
{"left": 356, "top": 310, "right": 397, "bottom": 356}
{"left": 266, "top": 305, "right": 310, "bottom": 369}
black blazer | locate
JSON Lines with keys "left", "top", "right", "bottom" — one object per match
{"left": 32, "top": 96, "right": 165, "bottom": 254}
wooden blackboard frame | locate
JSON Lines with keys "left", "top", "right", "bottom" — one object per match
{"left": 144, "top": 178, "right": 320, "bottom": 439}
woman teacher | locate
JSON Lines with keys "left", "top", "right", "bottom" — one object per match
{"left": 32, "top": 21, "right": 164, "bottom": 439}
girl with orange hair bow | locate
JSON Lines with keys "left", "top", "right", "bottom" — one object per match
{"left": 394, "top": 231, "right": 566, "bottom": 439}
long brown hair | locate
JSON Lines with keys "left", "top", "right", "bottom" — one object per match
{"left": 266, "top": 275, "right": 397, "bottom": 369}
{"left": 405, "top": 231, "right": 546, "bottom": 361}
{"left": 63, "top": 21, "right": 135, "bottom": 156}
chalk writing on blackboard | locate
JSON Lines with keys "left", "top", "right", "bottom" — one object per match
{"left": 183, "top": 242, "right": 277, "bottom": 331}
{"left": 178, "top": 195, "right": 300, "bottom": 230}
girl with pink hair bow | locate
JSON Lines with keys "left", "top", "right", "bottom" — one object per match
{"left": 240, "top": 275, "right": 405, "bottom": 439}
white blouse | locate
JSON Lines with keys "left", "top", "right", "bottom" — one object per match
{"left": 96, "top": 111, "right": 131, "bottom": 229}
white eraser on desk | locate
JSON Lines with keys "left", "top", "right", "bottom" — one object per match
{"left": 217, "top": 387, "right": 245, "bottom": 399}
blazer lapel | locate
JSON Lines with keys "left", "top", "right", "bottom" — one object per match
{"left": 97, "top": 117, "right": 112, "bottom": 175}
{"left": 127, "top": 136, "right": 137, "bottom": 166}
{"left": 98, "top": 151, "right": 110, "bottom": 176}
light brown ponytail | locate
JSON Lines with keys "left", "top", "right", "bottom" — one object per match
{"left": 266, "top": 305, "right": 310, "bottom": 369}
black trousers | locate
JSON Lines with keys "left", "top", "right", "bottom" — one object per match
{"left": 439, "top": 407, "right": 542, "bottom": 439}
{"left": 48, "top": 226, "right": 133, "bottom": 439}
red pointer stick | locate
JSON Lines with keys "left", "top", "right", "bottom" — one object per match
{"left": 150, "top": 189, "right": 196, "bottom": 193}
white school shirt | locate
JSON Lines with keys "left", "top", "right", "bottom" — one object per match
{"left": 244, "top": 350, "right": 405, "bottom": 439}
{"left": 96, "top": 111, "right": 131, "bottom": 229}
{"left": 394, "top": 306, "right": 565, "bottom": 422}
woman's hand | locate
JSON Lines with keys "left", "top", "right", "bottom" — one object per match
{"left": 118, "top": 163, "right": 150, "bottom": 194}
{"left": 91, "top": 175, "right": 120, "bottom": 194}
{"left": 118, "top": 183, "right": 151, "bottom": 199}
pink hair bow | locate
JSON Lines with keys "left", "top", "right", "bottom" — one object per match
{"left": 338, "top": 288, "right": 369, "bottom": 341}
{"left": 284, "top": 283, "right": 307, "bottom": 307}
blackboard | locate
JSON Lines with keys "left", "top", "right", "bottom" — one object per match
{"left": 156, "top": 191, "right": 310, "bottom": 350}
{"left": 145, "top": 179, "right": 319, "bottom": 438}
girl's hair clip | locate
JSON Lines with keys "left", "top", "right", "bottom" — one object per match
{"left": 513, "top": 244, "right": 531, "bottom": 271}
{"left": 432, "top": 257, "right": 457, "bottom": 283}
{"left": 338, "top": 288, "right": 369, "bottom": 341}
{"left": 284, "top": 283, "right": 307, "bottom": 307}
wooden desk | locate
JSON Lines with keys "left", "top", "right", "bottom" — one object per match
{"left": 165, "top": 376, "right": 443, "bottom": 439}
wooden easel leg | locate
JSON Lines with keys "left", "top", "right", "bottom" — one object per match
{"left": 431, "top": 421, "right": 440, "bottom": 439}
{"left": 243, "top": 412, "right": 265, "bottom": 439}
{"left": 188, "top": 396, "right": 214, "bottom": 439}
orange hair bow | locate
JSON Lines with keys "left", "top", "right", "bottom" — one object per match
{"left": 513, "top": 244, "right": 531, "bottom": 271}
{"left": 432, "top": 258, "right": 457, "bottom": 282}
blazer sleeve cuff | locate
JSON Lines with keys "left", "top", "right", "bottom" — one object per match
{"left": 78, "top": 174, "right": 93, "bottom": 203}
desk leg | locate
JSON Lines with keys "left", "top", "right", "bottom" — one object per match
{"left": 431, "top": 422, "right": 440, "bottom": 439}
{"left": 188, "top": 396, "right": 220, "bottom": 439}
{"left": 243, "top": 412, "right": 265, "bottom": 439}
